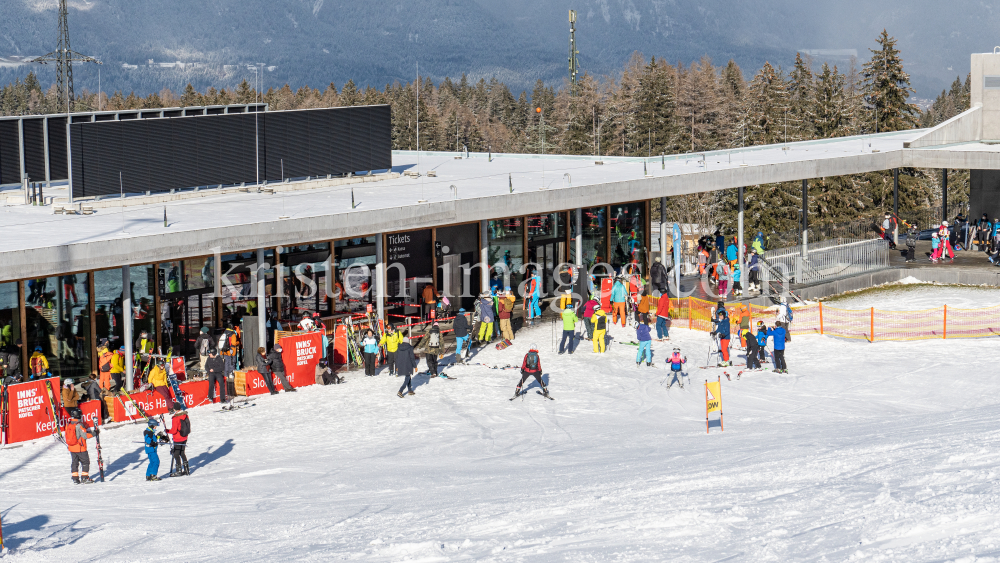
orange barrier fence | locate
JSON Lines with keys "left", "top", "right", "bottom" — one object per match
{"left": 669, "top": 297, "right": 1000, "bottom": 343}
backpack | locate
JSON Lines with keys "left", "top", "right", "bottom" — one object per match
{"left": 199, "top": 336, "right": 211, "bottom": 356}
{"left": 178, "top": 416, "right": 191, "bottom": 437}
{"left": 785, "top": 305, "right": 794, "bottom": 322}
{"left": 595, "top": 315, "right": 607, "bottom": 330}
{"left": 64, "top": 424, "right": 80, "bottom": 447}
{"left": 428, "top": 331, "right": 440, "bottom": 348}
{"left": 30, "top": 355, "right": 45, "bottom": 374}
{"left": 525, "top": 351, "right": 539, "bottom": 371}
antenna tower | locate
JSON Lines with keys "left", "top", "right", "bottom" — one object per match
{"left": 30, "top": 0, "right": 102, "bottom": 112}
{"left": 568, "top": 10, "right": 579, "bottom": 93}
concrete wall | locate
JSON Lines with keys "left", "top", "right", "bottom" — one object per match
{"left": 971, "top": 53, "right": 1000, "bottom": 140}
{"left": 904, "top": 107, "right": 981, "bottom": 148}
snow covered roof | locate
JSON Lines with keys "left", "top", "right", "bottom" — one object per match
{"left": 1, "top": 127, "right": 999, "bottom": 281}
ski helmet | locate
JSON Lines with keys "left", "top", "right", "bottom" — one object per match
{"left": 672, "top": 346, "right": 680, "bottom": 352}
{"left": 529, "top": 343, "right": 539, "bottom": 351}
{"left": 147, "top": 419, "right": 159, "bottom": 427}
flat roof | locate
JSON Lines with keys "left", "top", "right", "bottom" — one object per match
{"left": 1, "top": 127, "right": 999, "bottom": 282}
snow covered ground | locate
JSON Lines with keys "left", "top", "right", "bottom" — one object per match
{"left": 824, "top": 280, "right": 1000, "bottom": 311}
{"left": 3, "top": 307, "right": 1000, "bottom": 562}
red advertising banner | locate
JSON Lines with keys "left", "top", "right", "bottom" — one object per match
{"left": 600, "top": 278, "right": 613, "bottom": 311}
{"left": 79, "top": 400, "right": 102, "bottom": 428}
{"left": 280, "top": 332, "right": 321, "bottom": 388}
{"left": 5, "top": 377, "right": 62, "bottom": 444}
{"left": 179, "top": 380, "right": 209, "bottom": 408}
{"left": 110, "top": 380, "right": 211, "bottom": 421}
{"left": 242, "top": 370, "right": 274, "bottom": 396}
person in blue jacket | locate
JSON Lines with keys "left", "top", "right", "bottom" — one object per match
{"left": 710, "top": 308, "right": 731, "bottom": 367}
{"left": 755, "top": 320, "right": 769, "bottom": 366}
{"left": 725, "top": 238, "right": 738, "bottom": 265}
{"left": 143, "top": 419, "right": 165, "bottom": 482}
{"left": 635, "top": 314, "right": 653, "bottom": 366}
{"left": 765, "top": 323, "right": 788, "bottom": 373}
{"left": 610, "top": 276, "right": 628, "bottom": 327}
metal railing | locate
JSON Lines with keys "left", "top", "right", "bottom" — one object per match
{"left": 760, "top": 238, "right": 890, "bottom": 289}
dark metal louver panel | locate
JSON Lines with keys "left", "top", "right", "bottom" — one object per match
{"left": 0, "top": 121, "right": 19, "bottom": 185}
{"left": 146, "top": 118, "right": 173, "bottom": 194}
{"left": 22, "top": 119, "right": 45, "bottom": 181}
{"left": 47, "top": 118, "right": 68, "bottom": 181}
{"left": 330, "top": 109, "right": 351, "bottom": 173}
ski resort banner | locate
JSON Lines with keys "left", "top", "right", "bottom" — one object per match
{"left": 111, "top": 380, "right": 210, "bottom": 422}
{"left": 3, "top": 378, "right": 101, "bottom": 445}
{"left": 279, "top": 332, "right": 322, "bottom": 388}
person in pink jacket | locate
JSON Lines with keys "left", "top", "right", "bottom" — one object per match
{"left": 582, "top": 295, "right": 600, "bottom": 340}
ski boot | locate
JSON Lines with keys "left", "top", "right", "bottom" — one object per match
{"left": 183, "top": 463, "right": 190, "bottom": 476}
{"left": 646, "top": 362, "right": 652, "bottom": 367}
{"left": 511, "top": 387, "right": 522, "bottom": 400}
{"left": 541, "top": 386, "right": 550, "bottom": 398}
{"left": 149, "top": 475, "right": 162, "bottom": 482}
{"left": 72, "top": 476, "right": 81, "bottom": 484}
{"left": 79, "top": 476, "right": 95, "bottom": 484}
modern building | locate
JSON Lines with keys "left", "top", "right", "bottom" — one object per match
{"left": 1, "top": 51, "right": 999, "bottom": 387}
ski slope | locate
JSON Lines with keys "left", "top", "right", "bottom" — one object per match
{"left": 3, "top": 295, "right": 1000, "bottom": 561}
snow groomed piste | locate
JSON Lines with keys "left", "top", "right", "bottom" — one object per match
{"left": 2, "top": 285, "right": 1000, "bottom": 560}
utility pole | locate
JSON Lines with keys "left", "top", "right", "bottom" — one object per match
{"left": 568, "top": 10, "right": 579, "bottom": 94}
{"left": 30, "top": 0, "right": 101, "bottom": 112}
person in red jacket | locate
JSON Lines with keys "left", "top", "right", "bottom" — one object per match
{"left": 64, "top": 416, "right": 96, "bottom": 484}
{"left": 512, "top": 344, "right": 548, "bottom": 399}
{"left": 166, "top": 403, "right": 190, "bottom": 477}
{"left": 654, "top": 291, "right": 671, "bottom": 340}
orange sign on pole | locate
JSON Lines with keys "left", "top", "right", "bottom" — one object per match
{"left": 943, "top": 304, "right": 947, "bottom": 339}
{"left": 819, "top": 301, "right": 824, "bottom": 335}
{"left": 870, "top": 307, "right": 875, "bottom": 343}
{"left": 705, "top": 376, "right": 723, "bottom": 434}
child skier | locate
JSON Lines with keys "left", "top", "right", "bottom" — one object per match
{"left": 755, "top": 321, "right": 768, "bottom": 365}
{"left": 635, "top": 314, "right": 653, "bottom": 366}
{"left": 513, "top": 344, "right": 548, "bottom": 399}
{"left": 666, "top": 347, "right": 687, "bottom": 388}
{"left": 905, "top": 224, "right": 918, "bottom": 262}
{"left": 143, "top": 419, "right": 166, "bottom": 482}
{"left": 930, "top": 232, "right": 940, "bottom": 262}
{"left": 710, "top": 308, "right": 731, "bottom": 367}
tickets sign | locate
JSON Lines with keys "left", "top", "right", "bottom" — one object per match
{"left": 279, "top": 332, "right": 321, "bottom": 388}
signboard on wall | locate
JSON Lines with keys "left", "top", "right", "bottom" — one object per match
{"left": 386, "top": 229, "right": 433, "bottom": 281}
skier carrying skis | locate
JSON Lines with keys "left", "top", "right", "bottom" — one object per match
{"left": 711, "top": 308, "right": 732, "bottom": 367}
{"left": 666, "top": 347, "right": 687, "bottom": 388}
{"left": 636, "top": 314, "right": 653, "bottom": 366}
{"left": 64, "top": 415, "right": 97, "bottom": 484}
{"left": 513, "top": 344, "right": 548, "bottom": 399}
{"left": 143, "top": 419, "right": 166, "bottom": 482}
{"left": 166, "top": 403, "right": 190, "bottom": 477}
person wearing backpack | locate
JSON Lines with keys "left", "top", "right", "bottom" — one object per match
{"left": 166, "top": 403, "right": 190, "bottom": 477}
{"left": 775, "top": 296, "right": 793, "bottom": 342}
{"left": 63, "top": 415, "right": 97, "bottom": 484}
{"left": 29, "top": 346, "right": 49, "bottom": 379}
{"left": 204, "top": 348, "right": 227, "bottom": 404}
{"left": 194, "top": 327, "right": 213, "bottom": 375}
{"left": 635, "top": 314, "right": 653, "bottom": 366}
{"left": 513, "top": 344, "right": 548, "bottom": 399}
{"left": 219, "top": 322, "right": 241, "bottom": 379}
{"left": 592, "top": 304, "right": 608, "bottom": 353}
{"left": 362, "top": 329, "right": 379, "bottom": 376}
{"left": 423, "top": 322, "right": 443, "bottom": 377}
{"left": 452, "top": 309, "right": 470, "bottom": 364}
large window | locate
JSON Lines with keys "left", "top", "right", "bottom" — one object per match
{"left": 277, "top": 244, "right": 331, "bottom": 321}
{"left": 336, "top": 237, "right": 377, "bottom": 313}
{"left": 94, "top": 266, "right": 156, "bottom": 357}
{"left": 609, "top": 202, "right": 646, "bottom": 275}
{"left": 572, "top": 206, "right": 608, "bottom": 272}
{"left": 488, "top": 218, "right": 524, "bottom": 293}
{"left": 527, "top": 213, "right": 567, "bottom": 296}
{"left": 159, "top": 258, "right": 217, "bottom": 362}
{"left": 24, "top": 273, "right": 90, "bottom": 381}
{"left": 0, "top": 283, "right": 20, "bottom": 356}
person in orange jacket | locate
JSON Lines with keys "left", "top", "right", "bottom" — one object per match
{"left": 97, "top": 341, "right": 114, "bottom": 391}
{"left": 64, "top": 415, "right": 97, "bottom": 484}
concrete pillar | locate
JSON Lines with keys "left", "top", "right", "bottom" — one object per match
{"left": 66, "top": 120, "right": 73, "bottom": 204}
{"left": 658, "top": 197, "right": 668, "bottom": 267}
{"left": 256, "top": 249, "right": 266, "bottom": 352}
{"left": 375, "top": 234, "right": 385, "bottom": 320}
{"left": 480, "top": 220, "right": 489, "bottom": 293}
{"left": 123, "top": 265, "right": 133, "bottom": 391}
{"left": 893, "top": 168, "right": 899, "bottom": 244}
{"left": 738, "top": 186, "right": 744, "bottom": 293}
{"left": 942, "top": 169, "right": 948, "bottom": 223}
{"left": 43, "top": 117, "right": 50, "bottom": 184}
{"left": 575, "top": 208, "right": 583, "bottom": 267}
{"left": 17, "top": 118, "right": 25, "bottom": 183}
{"left": 801, "top": 179, "right": 808, "bottom": 258}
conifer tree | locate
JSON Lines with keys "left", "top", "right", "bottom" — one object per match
{"left": 813, "top": 63, "right": 851, "bottom": 138}
{"left": 862, "top": 29, "right": 919, "bottom": 132}
{"left": 180, "top": 83, "right": 200, "bottom": 107}
{"left": 788, "top": 53, "right": 815, "bottom": 140}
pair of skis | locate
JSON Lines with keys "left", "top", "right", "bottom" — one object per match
{"left": 510, "top": 389, "right": 554, "bottom": 401}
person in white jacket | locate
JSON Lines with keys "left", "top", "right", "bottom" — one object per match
{"left": 775, "top": 296, "right": 792, "bottom": 341}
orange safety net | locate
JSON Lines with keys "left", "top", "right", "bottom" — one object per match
{"left": 676, "top": 297, "right": 1000, "bottom": 342}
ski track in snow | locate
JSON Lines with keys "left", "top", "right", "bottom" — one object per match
{"left": 3, "top": 290, "right": 1000, "bottom": 560}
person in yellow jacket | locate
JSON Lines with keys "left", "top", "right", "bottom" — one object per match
{"left": 147, "top": 358, "right": 171, "bottom": 404}
{"left": 110, "top": 346, "right": 126, "bottom": 392}
{"left": 29, "top": 346, "right": 49, "bottom": 378}
{"left": 592, "top": 305, "right": 608, "bottom": 353}
{"left": 379, "top": 325, "right": 404, "bottom": 376}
